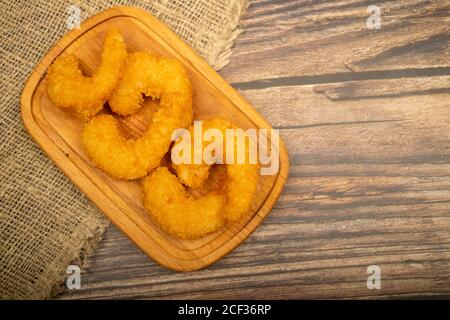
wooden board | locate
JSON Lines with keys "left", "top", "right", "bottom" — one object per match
{"left": 58, "top": 0, "right": 450, "bottom": 299}
{"left": 20, "top": 6, "right": 289, "bottom": 272}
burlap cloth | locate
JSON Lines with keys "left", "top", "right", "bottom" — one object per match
{"left": 0, "top": 0, "right": 249, "bottom": 299}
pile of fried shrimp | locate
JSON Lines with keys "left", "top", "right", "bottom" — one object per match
{"left": 46, "top": 28, "right": 259, "bottom": 239}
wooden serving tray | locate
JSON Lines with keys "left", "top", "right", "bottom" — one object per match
{"left": 20, "top": 6, "right": 289, "bottom": 271}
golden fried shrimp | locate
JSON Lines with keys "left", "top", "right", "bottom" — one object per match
{"left": 81, "top": 52, "right": 193, "bottom": 180}
{"left": 46, "top": 28, "right": 127, "bottom": 120}
{"left": 143, "top": 167, "right": 225, "bottom": 239}
{"left": 109, "top": 52, "right": 192, "bottom": 117}
{"left": 173, "top": 118, "right": 259, "bottom": 222}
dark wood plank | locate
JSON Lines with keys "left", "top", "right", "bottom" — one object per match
{"left": 58, "top": 0, "right": 450, "bottom": 299}
{"left": 222, "top": 0, "right": 450, "bottom": 84}
{"left": 313, "top": 76, "right": 450, "bottom": 99}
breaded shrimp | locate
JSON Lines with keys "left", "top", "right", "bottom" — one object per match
{"left": 81, "top": 52, "right": 193, "bottom": 180}
{"left": 143, "top": 167, "right": 225, "bottom": 239}
{"left": 109, "top": 52, "right": 191, "bottom": 117}
{"left": 173, "top": 118, "right": 259, "bottom": 223}
{"left": 46, "top": 28, "right": 127, "bottom": 120}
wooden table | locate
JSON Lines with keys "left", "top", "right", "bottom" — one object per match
{"left": 59, "top": 0, "right": 450, "bottom": 299}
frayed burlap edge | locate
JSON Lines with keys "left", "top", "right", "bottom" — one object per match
{"left": 208, "top": 0, "right": 250, "bottom": 69}
{"left": 50, "top": 218, "right": 110, "bottom": 299}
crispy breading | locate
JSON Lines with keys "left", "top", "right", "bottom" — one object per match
{"left": 108, "top": 51, "right": 191, "bottom": 117}
{"left": 46, "top": 28, "right": 127, "bottom": 120}
{"left": 81, "top": 52, "right": 193, "bottom": 180}
{"left": 173, "top": 118, "right": 259, "bottom": 223}
{"left": 143, "top": 167, "right": 225, "bottom": 239}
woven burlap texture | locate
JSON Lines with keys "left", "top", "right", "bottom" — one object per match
{"left": 0, "top": 0, "right": 248, "bottom": 299}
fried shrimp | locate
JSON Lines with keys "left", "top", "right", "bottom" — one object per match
{"left": 173, "top": 118, "right": 259, "bottom": 223}
{"left": 143, "top": 118, "right": 259, "bottom": 239}
{"left": 109, "top": 52, "right": 191, "bottom": 117}
{"left": 46, "top": 28, "right": 127, "bottom": 120}
{"left": 81, "top": 52, "right": 193, "bottom": 180}
{"left": 143, "top": 167, "right": 225, "bottom": 239}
